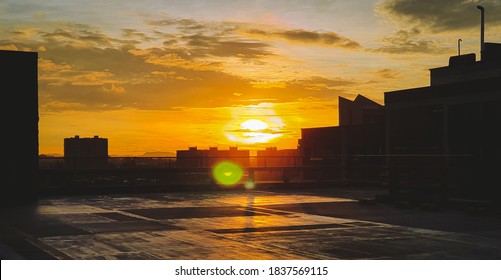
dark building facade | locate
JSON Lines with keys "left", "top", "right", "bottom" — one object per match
{"left": 176, "top": 146, "right": 250, "bottom": 168}
{"left": 299, "top": 95, "right": 385, "bottom": 182}
{"left": 255, "top": 147, "right": 300, "bottom": 182}
{"left": 64, "top": 135, "right": 109, "bottom": 169}
{"left": 256, "top": 147, "right": 299, "bottom": 167}
{"left": 385, "top": 42, "right": 501, "bottom": 202}
{"left": 1, "top": 50, "right": 39, "bottom": 206}
{"left": 339, "top": 94, "right": 385, "bottom": 126}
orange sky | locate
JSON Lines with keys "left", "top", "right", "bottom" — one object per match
{"left": 1, "top": 0, "right": 500, "bottom": 155}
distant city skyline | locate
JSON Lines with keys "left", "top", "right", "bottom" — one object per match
{"left": 2, "top": 0, "right": 500, "bottom": 155}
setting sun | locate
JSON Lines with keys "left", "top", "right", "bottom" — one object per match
{"left": 238, "top": 118, "right": 282, "bottom": 144}
{"left": 240, "top": 119, "right": 268, "bottom": 131}
{"left": 226, "top": 118, "right": 283, "bottom": 144}
{"left": 223, "top": 104, "right": 287, "bottom": 146}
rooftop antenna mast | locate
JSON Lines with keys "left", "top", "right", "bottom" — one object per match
{"left": 477, "top": 5, "right": 485, "bottom": 60}
{"left": 458, "top": 39, "right": 462, "bottom": 55}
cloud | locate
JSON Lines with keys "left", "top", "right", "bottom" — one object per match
{"left": 0, "top": 22, "right": 141, "bottom": 51}
{"left": 41, "top": 101, "right": 89, "bottom": 111}
{"left": 288, "top": 76, "right": 356, "bottom": 90}
{"left": 129, "top": 49, "right": 224, "bottom": 71}
{"left": 244, "top": 28, "right": 361, "bottom": 49}
{"left": 2, "top": 17, "right": 363, "bottom": 112}
{"left": 378, "top": 0, "right": 501, "bottom": 32}
{"left": 121, "top": 28, "right": 156, "bottom": 42}
{"left": 102, "top": 83, "right": 126, "bottom": 94}
{"left": 373, "top": 27, "right": 450, "bottom": 54}
{"left": 181, "top": 33, "right": 274, "bottom": 59}
{"left": 8, "top": 27, "right": 40, "bottom": 38}
{"left": 136, "top": 18, "right": 276, "bottom": 60}
{"left": 0, "top": 44, "right": 18, "bottom": 50}
{"left": 149, "top": 15, "right": 360, "bottom": 50}
{"left": 149, "top": 18, "right": 203, "bottom": 29}
{"left": 148, "top": 17, "right": 236, "bottom": 34}
{"left": 373, "top": 69, "right": 400, "bottom": 79}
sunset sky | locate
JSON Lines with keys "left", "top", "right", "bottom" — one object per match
{"left": 1, "top": 0, "right": 500, "bottom": 155}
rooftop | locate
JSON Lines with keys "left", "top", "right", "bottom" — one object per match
{"left": 2, "top": 186, "right": 501, "bottom": 260}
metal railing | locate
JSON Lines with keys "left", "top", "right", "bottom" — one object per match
{"left": 38, "top": 154, "right": 474, "bottom": 185}
{"left": 36, "top": 154, "right": 501, "bottom": 204}
{"left": 38, "top": 155, "right": 386, "bottom": 188}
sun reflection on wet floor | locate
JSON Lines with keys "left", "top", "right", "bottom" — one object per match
{"left": 5, "top": 190, "right": 501, "bottom": 260}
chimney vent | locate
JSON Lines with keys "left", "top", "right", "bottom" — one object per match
{"left": 477, "top": 5, "right": 485, "bottom": 60}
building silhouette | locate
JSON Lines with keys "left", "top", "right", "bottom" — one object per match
{"left": 299, "top": 94, "right": 385, "bottom": 181}
{"left": 1, "top": 50, "right": 38, "bottom": 206}
{"left": 64, "top": 135, "right": 108, "bottom": 169}
{"left": 176, "top": 146, "right": 249, "bottom": 168}
{"left": 385, "top": 42, "right": 501, "bottom": 201}
{"left": 255, "top": 147, "right": 300, "bottom": 182}
{"left": 256, "top": 147, "right": 299, "bottom": 167}
{"left": 339, "top": 94, "right": 385, "bottom": 126}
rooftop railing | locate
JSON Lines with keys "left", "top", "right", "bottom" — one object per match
{"left": 37, "top": 155, "right": 485, "bottom": 199}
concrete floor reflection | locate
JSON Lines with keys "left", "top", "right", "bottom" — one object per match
{"left": 2, "top": 189, "right": 501, "bottom": 259}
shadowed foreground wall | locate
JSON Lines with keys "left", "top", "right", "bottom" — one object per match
{"left": 0, "top": 50, "right": 38, "bottom": 206}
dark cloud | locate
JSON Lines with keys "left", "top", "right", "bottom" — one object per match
{"left": 150, "top": 16, "right": 360, "bottom": 49}
{"left": 246, "top": 28, "right": 361, "bottom": 49}
{"left": 379, "top": 0, "right": 501, "bottom": 32}
{"left": 183, "top": 34, "right": 217, "bottom": 48}
{"left": 177, "top": 33, "right": 273, "bottom": 59}
{"left": 212, "top": 41, "right": 271, "bottom": 58}
{"left": 147, "top": 20, "right": 276, "bottom": 59}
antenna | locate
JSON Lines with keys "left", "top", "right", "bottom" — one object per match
{"left": 477, "top": 5, "right": 485, "bottom": 60}
{"left": 458, "top": 39, "right": 462, "bottom": 56}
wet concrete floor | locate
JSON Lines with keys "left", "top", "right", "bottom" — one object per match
{"left": 1, "top": 187, "right": 501, "bottom": 260}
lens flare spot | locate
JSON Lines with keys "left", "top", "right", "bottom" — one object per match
{"left": 244, "top": 180, "right": 255, "bottom": 190}
{"left": 213, "top": 161, "right": 243, "bottom": 186}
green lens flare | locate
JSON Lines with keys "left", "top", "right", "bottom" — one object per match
{"left": 213, "top": 161, "right": 243, "bottom": 186}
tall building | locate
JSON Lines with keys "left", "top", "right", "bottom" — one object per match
{"left": 176, "top": 146, "right": 249, "bottom": 168}
{"left": 384, "top": 42, "right": 501, "bottom": 201}
{"left": 64, "top": 135, "right": 109, "bottom": 169}
{"left": 1, "top": 50, "right": 38, "bottom": 206}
